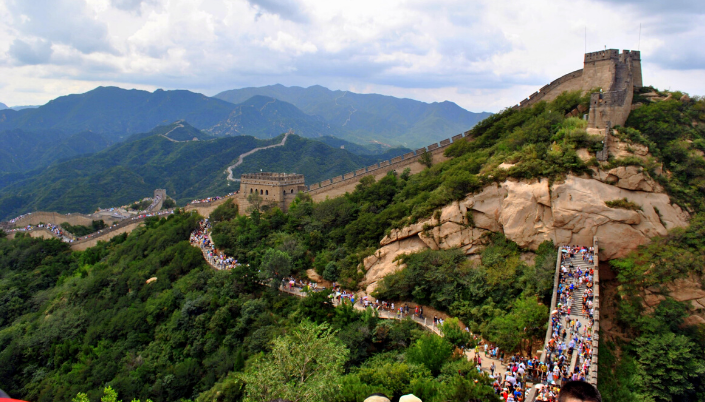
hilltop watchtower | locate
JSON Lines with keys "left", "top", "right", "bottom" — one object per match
{"left": 515, "top": 49, "right": 642, "bottom": 128}
{"left": 238, "top": 172, "right": 306, "bottom": 212}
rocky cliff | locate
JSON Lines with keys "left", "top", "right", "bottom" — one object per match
{"left": 361, "top": 168, "right": 689, "bottom": 294}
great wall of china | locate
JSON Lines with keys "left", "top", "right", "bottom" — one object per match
{"left": 1, "top": 50, "right": 642, "bottom": 389}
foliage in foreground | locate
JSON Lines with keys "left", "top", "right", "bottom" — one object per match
{"left": 0, "top": 214, "right": 496, "bottom": 402}
{"left": 600, "top": 213, "right": 705, "bottom": 401}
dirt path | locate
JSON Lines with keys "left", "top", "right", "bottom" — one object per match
{"left": 225, "top": 130, "right": 292, "bottom": 181}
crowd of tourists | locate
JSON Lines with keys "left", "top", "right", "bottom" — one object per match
{"left": 8, "top": 222, "right": 69, "bottom": 239}
{"left": 537, "top": 245, "right": 596, "bottom": 397}
{"left": 190, "top": 219, "right": 243, "bottom": 270}
{"left": 8, "top": 213, "right": 31, "bottom": 224}
{"left": 186, "top": 221, "right": 600, "bottom": 402}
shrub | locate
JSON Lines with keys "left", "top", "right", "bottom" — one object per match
{"left": 605, "top": 198, "right": 642, "bottom": 211}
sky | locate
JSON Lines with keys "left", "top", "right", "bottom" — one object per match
{"left": 0, "top": 0, "right": 703, "bottom": 112}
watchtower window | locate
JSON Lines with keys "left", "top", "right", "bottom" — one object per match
{"left": 260, "top": 189, "right": 263, "bottom": 195}
{"left": 265, "top": 190, "right": 268, "bottom": 195}
{"left": 250, "top": 188, "right": 253, "bottom": 193}
{"left": 291, "top": 189, "right": 294, "bottom": 193}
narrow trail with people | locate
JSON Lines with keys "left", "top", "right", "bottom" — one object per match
{"left": 188, "top": 218, "right": 598, "bottom": 401}
{"left": 225, "top": 130, "right": 292, "bottom": 182}
{"left": 189, "top": 219, "right": 442, "bottom": 336}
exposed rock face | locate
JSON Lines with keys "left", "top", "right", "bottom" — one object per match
{"left": 361, "top": 173, "right": 689, "bottom": 293}
{"left": 643, "top": 273, "right": 705, "bottom": 327}
{"left": 595, "top": 165, "right": 662, "bottom": 192}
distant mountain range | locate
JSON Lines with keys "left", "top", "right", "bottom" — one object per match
{"left": 0, "top": 87, "right": 236, "bottom": 142}
{"left": 0, "top": 102, "right": 7, "bottom": 110}
{"left": 215, "top": 84, "right": 492, "bottom": 147}
{"left": 0, "top": 122, "right": 410, "bottom": 220}
{"left": 0, "top": 85, "right": 489, "bottom": 151}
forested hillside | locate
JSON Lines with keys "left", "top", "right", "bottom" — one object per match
{"left": 1, "top": 88, "right": 704, "bottom": 402}
{"left": 0, "top": 213, "right": 500, "bottom": 402}
{"left": 0, "top": 123, "right": 404, "bottom": 220}
{"left": 211, "top": 87, "right": 705, "bottom": 401}
{"left": 0, "top": 129, "right": 112, "bottom": 174}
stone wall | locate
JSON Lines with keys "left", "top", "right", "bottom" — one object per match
{"left": 590, "top": 237, "right": 600, "bottom": 386}
{"left": 10, "top": 211, "right": 123, "bottom": 228}
{"left": 184, "top": 195, "right": 240, "bottom": 218}
{"left": 306, "top": 135, "right": 461, "bottom": 202}
{"left": 514, "top": 49, "right": 642, "bottom": 130}
{"left": 70, "top": 221, "right": 144, "bottom": 251}
{"left": 515, "top": 69, "right": 585, "bottom": 109}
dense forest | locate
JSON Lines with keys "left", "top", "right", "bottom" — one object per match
{"left": 1, "top": 88, "right": 704, "bottom": 401}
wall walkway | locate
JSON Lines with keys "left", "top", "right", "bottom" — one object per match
{"left": 527, "top": 239, "right": 600, "bottom": 401}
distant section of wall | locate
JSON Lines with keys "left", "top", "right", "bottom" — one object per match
{"left": 184, "top": 195, "right": 240, "bottom": 218}
{"left": 10, "top": 211, "right": 123, "bottom": 228}
{"left": 587, "top": 50, "right": 640, "bottom": 129}
{"left": 6, "top": 228, "right": 58, "bottom": 240}
{"left": 71, "top": 221, "right": 144, "bottom": 251}
{"left": 307, "top": 134, "right": 466, "bottom": 202}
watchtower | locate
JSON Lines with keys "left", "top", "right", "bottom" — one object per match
{"left": 238, "top": 172, "right": 306, "bottom": 212}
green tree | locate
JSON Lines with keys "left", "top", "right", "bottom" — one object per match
{"left": 258, "top": 248, "right": 292, "bottom": 286}
{"left": 161, "top": 197, "right": 176, "bottom": 209}
{"left": 418, "top": 151, "right": 433, "bottom": 168}
{"left": 323, "top": 261, "right": 339, "bottom": 281}
{"left": 635, "top": 332, "right": 705, "bottom": 401}
{"left": 210, "top": 199, "right": 239, "bottom": 223}
{"left": 240, "top": 321, "right": 349, "bottom": 402}
{"left": 406, "top": 334, "right": 453, "bottom": 375}
{"left": 439, "top": 317, "right": 471, "bottom": 348}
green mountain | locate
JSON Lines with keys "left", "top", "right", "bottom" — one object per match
{"left": 207, "top": 95, "right": 351, "bottom": 139}
{"left": 0, "top": 122, "right": 400, "bottom": 219}
{"left": 214, "top": 84, "right": 492, "bottom": 147}
{"left": 0, "top": 87, "right": 237, "bottom": 142}
{"left": 0, "top": 129, "right": 111, "bottom": 173}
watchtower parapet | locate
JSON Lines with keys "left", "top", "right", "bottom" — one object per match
{"left": 239, "top": 172, "right": 306, "bottom": 212}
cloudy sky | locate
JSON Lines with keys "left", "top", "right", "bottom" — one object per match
{"left": 0, "top": 0, "right": 703, "bottom": 112}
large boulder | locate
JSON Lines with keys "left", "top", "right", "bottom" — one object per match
{"left": 361, "top": 173, "right": 689, "bottom": 289}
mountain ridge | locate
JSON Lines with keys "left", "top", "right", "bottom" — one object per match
{"left": 0, "top": 122, "right": 407, "bottom": 219}
{"left": 214, "top": 84, "right": 492, "bottom": 147}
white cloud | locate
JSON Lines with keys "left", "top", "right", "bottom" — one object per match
{"left": 0, "top": 0, "right": 703, "bottom": 110}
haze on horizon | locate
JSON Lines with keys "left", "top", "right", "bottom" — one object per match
{"left": 0, "top": 0, "right": 703, "bottom": 112}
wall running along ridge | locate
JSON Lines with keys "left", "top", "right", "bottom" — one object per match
{"left": 514, "top": 49, "right": 642, "bottom": 129}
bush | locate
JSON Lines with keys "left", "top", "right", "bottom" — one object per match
{"left": 323, "top": 261, "right": 339, "bottom": 282}
{"left": 406, "top": 334, "right": 453, "bottom": 375}
{"left": 210, "top": 199, "right": 238, "bottom": 223}
{"left": 61, "top": 220, "right": 107, "bottom": 236}
{"left": 605, "top": 198, "right": 642, "bottom": 211}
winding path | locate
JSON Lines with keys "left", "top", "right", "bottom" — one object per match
{"left": 225, "top": 130, "right": 293, "bottom": 182}
{"left": 189, "top": 221, "right": 446, "bottom": 334}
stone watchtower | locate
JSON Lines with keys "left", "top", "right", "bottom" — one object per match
{"left": 515, "top": 49, "right": 642, "bottom": 129}
{"left": 586, "top": 49, "right": 642, "bottom": 129}
{"left": 238, "top": 172, "right": 306, "bottom": 212}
